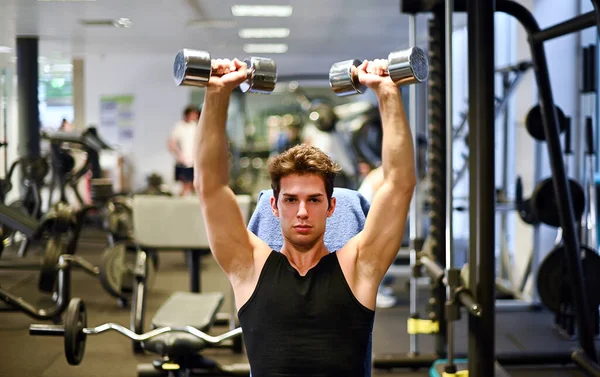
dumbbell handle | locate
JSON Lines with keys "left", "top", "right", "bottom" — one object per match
{"left": 30, "top": 323, "right": 242, "bottom": 344}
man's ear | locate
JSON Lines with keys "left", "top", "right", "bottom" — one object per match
{"left": 327, "top": 197, "right": 336, "bottom": 217}
{"left": 270, "top": 196, "right": 279, "bottom": 217}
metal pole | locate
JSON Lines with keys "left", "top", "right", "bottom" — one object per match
{"left": 444, "top": 0, "right": 455, "bottom": 367}
{"left": 16, "top": 37, "right": 40, "bottom": 158}
{"left": 467, "top": 0, "right": 496, "bottom": 376}
{"left": 428, "top": 10, "right": 448, "bottom": 357}
{"left": 408, "top": 13, "right": 420, "bottom": 356}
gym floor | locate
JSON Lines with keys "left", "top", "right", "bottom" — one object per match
{"left": 0, "top": 228, "right": 594, "bottom": 377}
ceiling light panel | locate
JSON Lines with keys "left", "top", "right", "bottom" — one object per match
{"left": 239, "top": 28, "right": 290, "bottom": 39}
{"left": 243, "top": 43, "right": 288, "bottom": 54}
{"left": 231, "top": 5, "right": 293, "bottom": 17}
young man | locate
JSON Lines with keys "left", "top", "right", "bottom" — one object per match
{"left": 168, "top": 105, "right": 200, "bottom": 196}
{"left": 194, "top": 58, "right": 416, "bottom": 377}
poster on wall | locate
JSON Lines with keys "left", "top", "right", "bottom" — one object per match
{"left": 100, "top": 95, "right": 135, "bottom": 150}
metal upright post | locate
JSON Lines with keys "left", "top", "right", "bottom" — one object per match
{"left": 444, "top": 0, "right": 455, "bottom": 371}
{"left": 16, "top": 37, "right": 40, "bottom": 158}
{"left": 408, "top": 13, "right": 420, "bottom": 356}
{"left": 467, "top": 0, "right": 496, "bottom": 376}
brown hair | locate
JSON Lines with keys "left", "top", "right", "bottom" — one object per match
{"left": 268, "top": 144, "right": 340, "bottom": 205}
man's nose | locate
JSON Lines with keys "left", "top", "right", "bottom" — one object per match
{"left": 297, "top": 202, "right": 308, "bottom": 218}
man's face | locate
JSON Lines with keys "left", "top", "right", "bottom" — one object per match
{"left": 186, "top": 111, "right": 200, "bottom": 123}
{"left": 270, "top": 174, "right": 336, "bottom": 250}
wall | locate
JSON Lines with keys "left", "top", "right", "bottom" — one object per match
{"left": 84, "top": 53, "right": 194, "bottom": 191}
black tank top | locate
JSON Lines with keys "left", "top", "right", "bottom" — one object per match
{"left": 238, "top": 251, "right": 375, "bottom": 377}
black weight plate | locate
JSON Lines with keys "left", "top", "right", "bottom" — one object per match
{"left": 537, "top": 245, "right": 600, "bottom": 314}
{"left": 98, "top": 243, "right": 129, "bottom": 299}
{"left": 531, "top": 178, "right": 585, "bottom": 227}
{"left": 39, "top": 237, "right": 65, "bottom": 293}
{"left": 525, "top": 104, "right": 567, "bottom": 141}
{"left": 64, "top": 298, "right": 87, "bottom": 366}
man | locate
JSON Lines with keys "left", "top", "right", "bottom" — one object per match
{"left": 194, "top": 58, "right": 416, "bottom": 377}
{"left": 168, "top": 105, "right": 200, "bottom": 196}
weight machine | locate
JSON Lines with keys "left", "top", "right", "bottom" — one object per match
{"left": 373, "top": 1, "right": 600, "bottom": 376}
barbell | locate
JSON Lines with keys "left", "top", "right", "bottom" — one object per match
{"left": 173, "top": 49, "right": 277, "bottom": 94}
{"left": 29, "top": 298, "right": 243, "bottom": 366}
{"left": 329, "top": 47, "right": 429, "bottom": 97}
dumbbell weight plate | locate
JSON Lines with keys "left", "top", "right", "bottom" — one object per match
{"left": 173, "top": 49, "right": 212, "bottom": 87}
{"left": 388, "top": 47, "right": 429, "bottom": 85}
{"left": 329, "top": 59, "right": 367, "bottom": 97}
{"left": 239, "top": 57, "right": 277, "bottom": 94}
{"left": 39, "top": 237, "right": 66, "bottom": 293}
{"left": 64, "top": 298, "right": 87, "bottom": 366}
{"left": 99, "top": 243, "right": 129, "bottom": 299}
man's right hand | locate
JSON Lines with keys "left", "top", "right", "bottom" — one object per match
{"left": 207, "top": 58, "right": 248, "bottom": 94}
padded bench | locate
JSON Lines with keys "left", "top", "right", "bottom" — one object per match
{"left": 143, "top": 292, "right": 224, "bottom": 357}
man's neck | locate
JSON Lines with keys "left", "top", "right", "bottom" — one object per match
{"left": 280, "top": 242, "right": 329, "bottom": 276}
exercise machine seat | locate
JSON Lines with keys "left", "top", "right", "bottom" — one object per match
{"left": 143, "top": 292, "right": 224, "bottom": 357}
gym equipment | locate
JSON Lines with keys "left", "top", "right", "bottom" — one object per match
{"left": 173, "top": 49, "right": 277, "bottom": 94}
{"left": 515, "top": 177, "right": 539, "bottom": 225}
{"left": 329, "top": 47, "right": 429, "bottom": 96}
{"left": 129, "top": 195, "right": 252, "bottom": 355}
{"left": 525, "top": 104, "right": 567, "bottom": 141}
{"left": 537, "top": 244, "right": 600, "bottom": 315}
{"left": 530, "top": 177, "right": 585, "bottom": 227}
{"left": 30, "top": 297, "right": 244, "bottom": 367}
{"left": 395, "top": 1, "right": 600, "bottom": 377}
{"left": 98, "top": 242, "right": 156, "bottom": 302}
{"left": 43, "top": 127, "right": 112, "bottom": 209}
{"left": 30, "top": 194, "right": 255, "bottom": 373}
{"left": 452, "top": 61, "right": 532, "bottom": 191}
{"left": 580, "top": 45, "right": 598, "bottom": 248}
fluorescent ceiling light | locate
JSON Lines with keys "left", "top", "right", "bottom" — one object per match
{"left": 231, "top": 5, "right": 293, "bottom": 17}
{"left": 0, "top": 46, "right": 13, "bottom": 54}
{"left": 239, "top": 28, "right": 290, "bottom": 38}
{"left": 243, "top": 43, "right": 288, "bottom": 54}
{"left": 37, "top": 0, "right": 97, "bottom": 2}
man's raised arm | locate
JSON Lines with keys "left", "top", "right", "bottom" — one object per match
{"left": 355, "top": 59, "right": 417, "bottom": 281}
{"left": 193, "top": 59, "right": 255, "bottom": 277}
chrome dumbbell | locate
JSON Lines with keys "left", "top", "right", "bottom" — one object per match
{"left": 329, "top": 47, "right": 429, "bottom": 96}
{"left": 173, "top": 49, "right": 277, "bottom": 94}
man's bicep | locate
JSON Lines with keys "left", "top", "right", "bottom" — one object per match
{"left": 201, "top": 188, "right": 254, "bottom": 275}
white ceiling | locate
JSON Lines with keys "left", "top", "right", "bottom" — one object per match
{"left": 0, "top": 0, "right": 457, "bottom": 77}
